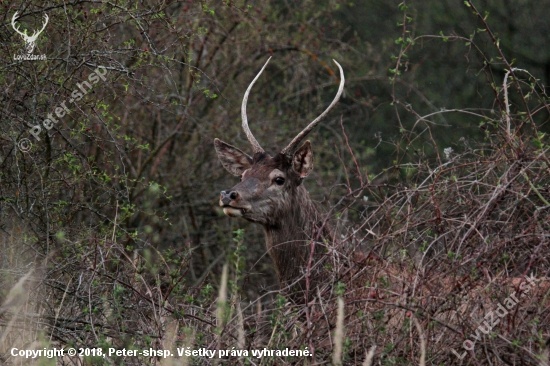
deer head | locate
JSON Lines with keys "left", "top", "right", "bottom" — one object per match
{"left": 214, "top": 57, "right": 344, "bottom": 294}
{"left": 11, "top": 12, "right": 49, "bottom": 54}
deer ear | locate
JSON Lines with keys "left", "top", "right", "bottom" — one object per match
{"left": 214, "top": 138, "right": 253, "bottom": 176}
{"left": 292, "top": 140, "right": 314, "bottom": 178}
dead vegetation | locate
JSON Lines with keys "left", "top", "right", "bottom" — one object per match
{"left": 1, "top": 1, "right": 550, "bottom": 365}
{"left": 2, "top": 72, "right": 549, "bottom": 364}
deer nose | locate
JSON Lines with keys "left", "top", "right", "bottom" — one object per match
{"left": 220, "top": 190, "right": 239, "bottom": 205}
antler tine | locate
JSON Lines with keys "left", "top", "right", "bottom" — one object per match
{"left": 281, "top": 59, "right": 345, "bottom": 156}
{"left": 33, "top": 13, "right": 49, "bottom": 38}
{"left": 242, "top": 57, "right": 272, "bottom": 154}
{"left": 11, "top": 12, "right": 26, "bottom": 37}
{"left": 28, "top": 13, "right": 48, "bottom": 40}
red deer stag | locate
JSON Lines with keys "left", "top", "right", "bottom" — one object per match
{"left": 214, "top": 57, "right": 344, "bottom": 301}
{"left": 214, "top": 58, "right": 550, "bottom": 362}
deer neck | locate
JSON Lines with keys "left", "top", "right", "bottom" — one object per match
{"left": 262, "top": 185, "right": 330, "bottom": 298}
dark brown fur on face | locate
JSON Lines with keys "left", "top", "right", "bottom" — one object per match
{"left": 215, "top": 138, "right": 331, "bottom": 301}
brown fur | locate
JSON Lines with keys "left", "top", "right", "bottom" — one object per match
{"left": 215, "top": 140, "right": 331, "bottom": 302}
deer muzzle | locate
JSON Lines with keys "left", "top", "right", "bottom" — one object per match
{"left": 220, "top": 190, "right": 249, "bottom": 217}
{"left": 220, "top": 190, "right": 239, "bottom": 205}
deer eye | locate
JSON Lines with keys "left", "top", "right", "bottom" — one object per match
{"left": 274, "top": 177, "right": 285, "bottom": 186}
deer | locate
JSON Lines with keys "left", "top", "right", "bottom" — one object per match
{"left": 214, "top": 57, "right": 344, "bottom": 302}
{"left": 213, "top": 58, "right": 550, "bottom": 362}
{"left": 11, "top": 11, "right": 49, "bottom": 55}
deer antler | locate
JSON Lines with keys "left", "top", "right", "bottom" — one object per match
{"left": 29, "top": 13, "right": 49, "bottom": 41}
{"left": 242, "top": 57, "right": 272, "bottom": 154}
{"left": 11, "top": 12, "right": 48, "bottom": 41}
{"left": 11, "top": 12, "right": 26, "bottom": 38}
{"left": 281, "top": 59, "right": 345, "bottom": 156}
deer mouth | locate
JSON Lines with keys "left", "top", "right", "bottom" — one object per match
{"left": 221, "top": 205, "right": 248, "bottom": 217}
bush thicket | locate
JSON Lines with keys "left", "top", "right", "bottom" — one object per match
{"left": 1, "top": 0, "right": 549, "bottom": 365}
